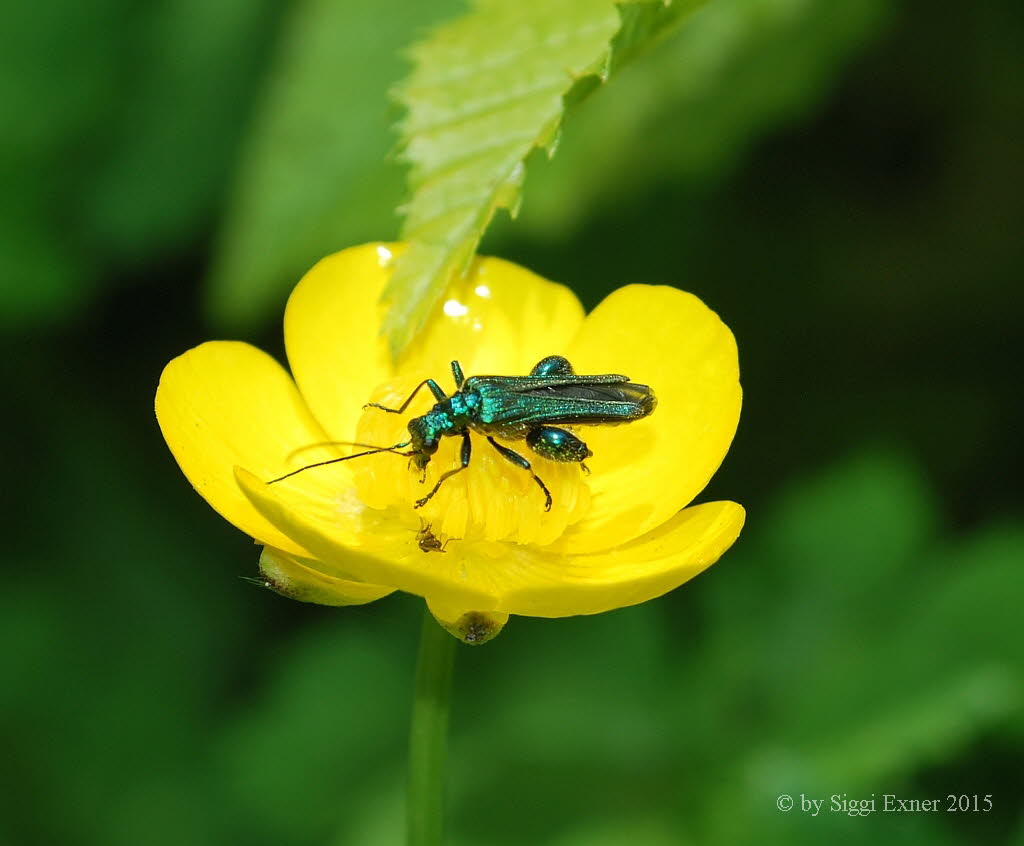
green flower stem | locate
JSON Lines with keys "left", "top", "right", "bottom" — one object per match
{"left": 407, "top": 608, "right": 457, "bottom": 846}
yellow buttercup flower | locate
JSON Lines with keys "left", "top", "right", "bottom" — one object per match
{"left": 156, "top": 243, "right": 743, "bottom": 643}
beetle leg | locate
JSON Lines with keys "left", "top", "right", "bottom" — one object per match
{"left": 525, "top": 426, "right": 592, "bottom": 465}
{"left": 486, "top": 436, "right": 553, "bottom": 512}
{"left": 415, "top": 431, "right": 471, "bottom": 509}
{"left": 365, "top": 378, "right": 447, "bottom": 413}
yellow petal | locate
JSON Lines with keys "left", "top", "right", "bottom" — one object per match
{"left": 400, "top": 253, "right": 586, "bottom": 382}
{"left": 235, "top": 465, "right": 502, "bottom": 610}
{"left": 258, "top": 547, "right": 394, "bottom": 606}
{"left": 426, "top": 597, "right": 508, "bottom": 645}
{"left": 156, "top": 341, "right": 336, "bottom": 555}
{"left": 500, "top": 501, "right": 745, "bottom": 617}
{"left": 284, "top": 244, "right": 397, "bottom": 442}
{"left": 556, "top": 285, "right": 741, "bottom": 554}
{"left": 235, "top": 464, "right": 741, "bottom": 619}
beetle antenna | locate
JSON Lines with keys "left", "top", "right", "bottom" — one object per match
{"left": 286, "top": 440, "right": 411, "bottom": 461}
{"left": 267, "top": 441, "right": 412, "bottom": 484}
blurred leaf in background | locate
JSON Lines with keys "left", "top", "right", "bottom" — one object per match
{"left": 0, "top": 0, "right": 279, "bottom": 327}
{"left": 83, "top": 0, "right": 279, "bottom": 262}
{"left": 1, "top": 0, "right": 121, "bottom": 325}
{"left": 212, "top": 616, "right": 414, "bottom": 846}
{"left": 692, "top": 450, "right": 1022, "bottom": 843}
{"left": 204, "top": 0, "right": 461, "bottom": 328}
{"left": 500, "top": 0, "right": 890, "bottom": 240}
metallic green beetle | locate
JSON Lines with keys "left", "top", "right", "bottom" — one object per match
{"left": 270, "top": 355, "right": 656, "bottom": 511}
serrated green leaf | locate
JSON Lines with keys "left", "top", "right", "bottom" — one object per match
{"left": 386, "top": 0, "right": 710, "bottom": 358}
{"left": 606, "top": 0, "right": 707, "bottom": 74}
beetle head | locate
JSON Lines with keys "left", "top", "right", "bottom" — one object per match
{"left": 407, "top": 416, "right": 439, "bottom": 471}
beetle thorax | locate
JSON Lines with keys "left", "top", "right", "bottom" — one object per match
{"left": 444, "top": 390, "right": 480, "bottom": 428}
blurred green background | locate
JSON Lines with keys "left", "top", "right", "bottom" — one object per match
{"left": 2, "top": 0, "right": 1021, "bottom": 844}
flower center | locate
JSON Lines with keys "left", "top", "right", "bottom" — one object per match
{"left": 351, "top": 380, "right": 591, "bottom": 546}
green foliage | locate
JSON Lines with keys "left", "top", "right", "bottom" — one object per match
{"left": 0, "top": 0, "right": 275, "bottom": 327}
{"left": 213, "top": 621, "right": 413, "bottom": 844}
{"left": 385, "top": 0, "right": 710, "bottom": 358}
{"left": 190, "top": 0, "right": 886, "bottom": 335}
{"left": 688, "top": 451, "right": 1022, "bottom": 843}
{"left": 0, "top": 0, "right": 117, "bottom": 325}
{"left": 0, "top": 0, "right": 887, "bottom": 334}
{"left": 83, "top": 0, "right": 277, "bottom": 261}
